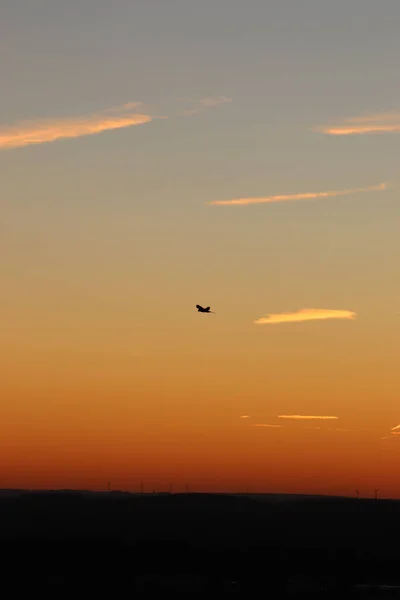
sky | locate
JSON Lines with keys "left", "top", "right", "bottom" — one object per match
{"left": 1, "top": 0, "right": 400, "bottom": 497}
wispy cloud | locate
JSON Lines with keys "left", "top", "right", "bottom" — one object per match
{"left": 180, "top": 96, "right": 232, "bottom": 116}
{"left": 319, "top": 111, "right": 400, "bottom": 135}
{"left": 240, "top": 415, "right": 250, "bottom": 419}
{"left": 379, "top": 424, "right": 400, "bottom": 440}
{"left": 278, "top": 415, "right": 339, "bottom": 420}
{"left": 252, "top": 424, "right": 281, "bottom": 428}
{"left": 199, "top": 96, "right": 232, "bottom": 108}
{"left": 0, "top": 95, "right": 231, "bottom": 150}
{"left": 254, "top": 308, "right": 356, "bottom": 326}
{"left": 207, "top": 183, "right": 386, "bottom": 206}
{"left": 0, "top": 103, "right": 154, "bottom": 150}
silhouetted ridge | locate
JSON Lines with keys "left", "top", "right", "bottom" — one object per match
{"left": 0, "top": 491, "right": 399, "bottom": 592}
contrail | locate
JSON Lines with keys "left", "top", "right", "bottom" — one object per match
{"left": 208, "top": 183, "right": 386, "bottom": 206}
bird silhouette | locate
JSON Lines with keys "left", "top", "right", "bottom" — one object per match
{"left": 196, "top": 304, "right": 216, "bottom": 314}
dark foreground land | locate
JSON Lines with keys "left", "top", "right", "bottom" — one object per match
{"left": 1, "top": 490, "right": 399, "bottom": 596}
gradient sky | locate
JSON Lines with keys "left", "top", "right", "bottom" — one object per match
{"left": 1, "top": 0, "right": 400, "bottom": 497}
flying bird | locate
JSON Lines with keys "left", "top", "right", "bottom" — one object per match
{"left": 196, "top": 304, "right": 216, "bottom": 314}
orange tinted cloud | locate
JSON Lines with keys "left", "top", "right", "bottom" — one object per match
{"left": 320, "top": 111, "right": 400, "bottom": 135}
{"left": 391, "top": 425, "right": 400, "bottom": 431}
{"left": 0, "top": 103, "right": 153, "bottom": 150}
{"left": 254, "top": 308, "right": 356, "bottom": 325}
{"left": 208, "top": 183, "right": 386, "bottom": 205}
{"left": 252, "top": 424, "right": 281, "bottom": 428}
{"left": 240, "top": 415, "right": 250, "bottom": 419}
{"left": 278, "top": 415, "right": 339, "bottom": 420}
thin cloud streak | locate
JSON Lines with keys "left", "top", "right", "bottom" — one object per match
{"left": 254, "top": 308, "right": 356, "bottom": 325}
{"left": 0, "top": 95, "right": 231, "bottom": 150}
{"left": 252, "top": 424, "right": 281, "bottom": 428}
{"left": 320, "top": 111, "right": 400, "bottom": 135}
{"left": 0, "top": 104, "right": 153, "bottom": 150}
{"left": 278, "top": 415, "right": 339, "bottom": 420}
{"left": 240, "top": 415, "right": 250, "bottom": 419}
{"left": 380, "top": 424, "right": 400, "bottom": 439}
{"left": 207, "top": 183, "right": 386, "bottom": 205}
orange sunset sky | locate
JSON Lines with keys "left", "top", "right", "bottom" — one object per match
{"left": 1, "top": 0, "right": 400, "bottom": 497}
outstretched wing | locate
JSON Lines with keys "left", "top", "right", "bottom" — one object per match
{"left": 205, "top": 306, "right": 210, "bottom": 311}
{"left": 196, "top": 304, "right": 204, "bottom": 311}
